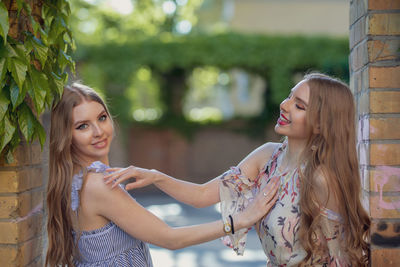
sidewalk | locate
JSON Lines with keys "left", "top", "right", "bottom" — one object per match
{"left": 133, "top": 191, "right": 267, "bottom": 267}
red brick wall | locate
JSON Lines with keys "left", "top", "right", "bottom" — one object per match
{"left": 350, "top": 0, "right": 400, "bottom": 265}
{"left": 0, "top": 143, "right": 44, "bottom": 266}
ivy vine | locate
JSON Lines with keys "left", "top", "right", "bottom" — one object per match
{"left": 0, "top": 0, "right": 74, "bottom": 163}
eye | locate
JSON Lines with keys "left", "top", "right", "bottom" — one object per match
{"left": 76, "top": 124, "right": 88, "bottom": 130}
{"left": 99, "top": 114, "right": 107, "bottom": 121}
{"left": 296, "top": 104, "right": 305, "bottom": 110}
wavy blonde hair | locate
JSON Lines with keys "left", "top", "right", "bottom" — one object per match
{"left": 46, "top": 84, "right": 111, "bottom": 266}
{"left": 298, "top": 73, "right": 370, "bottom": 265}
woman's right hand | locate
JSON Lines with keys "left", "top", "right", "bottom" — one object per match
{"left": 234, "top": 177, "right": 280, "bottom": 229}
{"left": 104, "top": 166, "right": 160, "bottom": 190}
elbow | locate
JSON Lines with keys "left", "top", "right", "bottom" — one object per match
{"left": 162, "top": 240, "right": 184, "bottom": 250}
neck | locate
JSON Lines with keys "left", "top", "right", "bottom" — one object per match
{"left": 281, "top": 138, "right": 306, "bottom": 170}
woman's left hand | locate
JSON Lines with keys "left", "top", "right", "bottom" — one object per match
{"left": 104, "top": 166, "right": 159, "bottom": 190}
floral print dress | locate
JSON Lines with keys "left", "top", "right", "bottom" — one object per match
{"left": 219, "top": 142, "right": 348, "bottom": 266}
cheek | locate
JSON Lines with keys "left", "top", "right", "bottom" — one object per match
{"left": 72, "top": 131, "right": 91, "bottom": 146}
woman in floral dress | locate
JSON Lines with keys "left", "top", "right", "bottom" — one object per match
{"left": 106, "top": 73, "right": 370, "bottom": 266}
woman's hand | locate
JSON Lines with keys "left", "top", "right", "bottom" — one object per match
{"left": 234, "top": 177, "right": 280, "bottom": 229}
{"left": 104, "top": 166, "right": 160, "bottom": 190}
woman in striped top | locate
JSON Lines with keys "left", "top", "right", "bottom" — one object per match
{"left": 45, "top": 83, "right": 280, "bottom": 267}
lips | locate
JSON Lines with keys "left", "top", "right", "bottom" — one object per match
{"left": 92, "top": 139, "right": 108, "bottom": 149}
{"left": 277, "top": 113, "right": 291, "bottom": 126}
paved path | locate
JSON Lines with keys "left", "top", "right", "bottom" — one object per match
{"left": 134, "top": 191, "right": 267, "bottom": 267}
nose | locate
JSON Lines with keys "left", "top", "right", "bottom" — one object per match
{"left": 280, "top": 98, "right": 289, "bottom": 113}
{"left": 92, "top": 123, "right": 103, "bottom": 137}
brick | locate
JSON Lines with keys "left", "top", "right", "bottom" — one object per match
{"left": 370, "top": 66, "right": 400, "bottom": 88}
{"left": 358, "top": 114, "right": 369, "bottom": 141}
{"left": 350, "top": 40, "right": 368, "bottom": 72}
{"left": 350, "top": 15, "right": 367, "bottom": 48}
{"left": 371, "top": 248, "right": 400, "bottom": 266}
{"left": 358, "top": 90, "right": 370, "bottom": 114}
{"left": 370, "top": 220, "right": 400, "bottom": 248}
{"left": 370, "top": 195, "right": 400, "bottom": 218}
{"left": 0, "top": 168, "right": 43, "bottom": 193}
{"left": 0, "top": 190, "right": 43, "bottom": 219}
{"left": 0, "top": 245, "right": 18, "bottom": 266}
{"left": 358, "top": 141, "right": 369, "bottom": 166}
{"left": 368, "top": 13, "right": 400, "bottom": 35}
{"left": 370, "top": 143, "right": 400, "bottom": 165}
{"left": 0, "top": 212, "right": 42, "bottom": 244}
{"left": 370, "top": 166, "right": 400, "bottom": 193}
{"left": 350, "top": 68, "right": 362, "bottom": 93}
{"left": 350, "top": 0, "right": 368, "bottom": 26}
{"left": 370, "top": 118, "right": 400, "bottom": 139}
{"left": 370, "top": 91, "right": 400, "bottom": 113}
{"left": 368, "top": 39, "right": 400, "bottom": 62}
{"left": 0, "top": 143, "right": 42, "bottom": 167}
{"left": 0, "top": 237, "right": 43, "bottom": 267}
{"left": 369, "top": 0, "right": 400, "bottom": 10}
{"left": 18, "top": 236, "right": 43, "bottom": 266}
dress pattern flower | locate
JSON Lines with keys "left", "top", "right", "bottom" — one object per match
{"left": 219, "top": 142, "right": 348, "bottom": 266}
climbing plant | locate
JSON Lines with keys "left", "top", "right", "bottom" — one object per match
{"left": 0, "top": 0, "right": 74, "bottom": 162}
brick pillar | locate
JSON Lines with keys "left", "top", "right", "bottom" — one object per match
{"left": 350, "top": 0, "right": 400, "bottom": 266}
{"left": 0, "top": 143, "right": 45, "bottom": 266}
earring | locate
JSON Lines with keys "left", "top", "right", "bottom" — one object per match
{"left": 311, "top": 145, "right": 317, "bottom": 151}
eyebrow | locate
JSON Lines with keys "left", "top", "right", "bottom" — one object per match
{"left": 73, "top": 109, "right": 107, "bottom": 127}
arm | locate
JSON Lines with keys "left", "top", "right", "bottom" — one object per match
{"left": 85, "top": 172, "right": 280, "bottom": 250}
{"left": 104, "top": 142, "right": 279, "bottom": 208}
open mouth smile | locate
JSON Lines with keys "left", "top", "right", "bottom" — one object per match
{"left": 277, "top": 114, "right": 291, "bottom": 126}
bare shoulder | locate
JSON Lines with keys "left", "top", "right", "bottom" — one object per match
{"left": 313, "top": 166, "right": 339, "bottom": 212}
{"left": 238, "top": 142, "right": 282, "bottom": 180}
{"left": 82, "top": 172, "right": 131, "bottom": 207}
{"left": 247, "top": 142, "right": 281, "bottom": 165}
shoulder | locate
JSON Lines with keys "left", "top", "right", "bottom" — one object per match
{"left": 82, "top": 171, "right": 130, "bottom": 208}
{"left": 238, "top": 142, "right": 282, "bottom": 180}
{"left": 245, "top": 142, "right": 281, "bottom": 166}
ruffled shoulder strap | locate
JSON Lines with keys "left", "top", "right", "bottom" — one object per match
{"left": 259, "top": 141, "right": 286, "bottom": 179}
{"left": 71, "top": 161, "right": 109, "bottom": 212}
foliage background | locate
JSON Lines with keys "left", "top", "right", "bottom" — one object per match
{"left": 0, "top": 0, "right": 74, "bottom": 162}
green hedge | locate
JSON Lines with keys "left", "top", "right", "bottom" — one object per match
{"left": 74, "top": 32, "right": 349, "bottom": 133}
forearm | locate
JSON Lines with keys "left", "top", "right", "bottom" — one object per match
{"left": 154, "top": 171, "right": 220, "bottom": 208}
{"left": 165, "top": 213, "right": 247, "bottom": 250}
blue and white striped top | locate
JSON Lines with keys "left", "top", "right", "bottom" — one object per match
{"left": 72, "top": 161, "right": 153, "bottom": 267}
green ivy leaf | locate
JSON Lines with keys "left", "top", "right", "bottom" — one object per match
{"left": 34, "top": 119, "right": 46, "bottom": 147}
{"left": 16, "top": 0, "right": 23, "bottom": 16}
{"left": 9, "top": 81, "right": 19, "bottom": 109}
{"left": 51, "top": 72, "right": 65, "bottom": 96}
{"left": 0, "top": 114, "right": 16, "bottom": 152}
{"left": 7, "top": 57, "right": 27, "bottom": 90}
{"left": 5, "top": 43, "right": 18, "bottom": 58}
{"left": 0, "top": 87, "right": 9, "bottom": 121}
{"left": 0, "top": 2, "right": 9, "bottom": 45}
{"left": 29, "top": 70, "right": 48, "bottom": 114}
{"left": 17, "top": 103, "right": 35, "bottom": 141}
{"left": 58, "top": 50, "right": 73, "bottom": 72}
{"left": 0, "top": 57, "right": 6, "bottom": 82}
{"left": 31, "top": 37, "right": 48, "bottom": 67}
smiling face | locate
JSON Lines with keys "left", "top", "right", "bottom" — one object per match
{"left": 275, "top": 80, "right": 312, "bottom": 142}
{"left": 71, "top": 100, "right": 113, "bottom": 165}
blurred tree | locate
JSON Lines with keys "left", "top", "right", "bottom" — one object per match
{"left": 70, "top": 0, "right": 204, "bottom": 44}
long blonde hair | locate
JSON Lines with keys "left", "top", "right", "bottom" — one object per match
{"left": 298, "top": 73, "right": 370, "bottom": 265}
{"left": 46, "top": 84, "right": 111, "bottom": 266}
